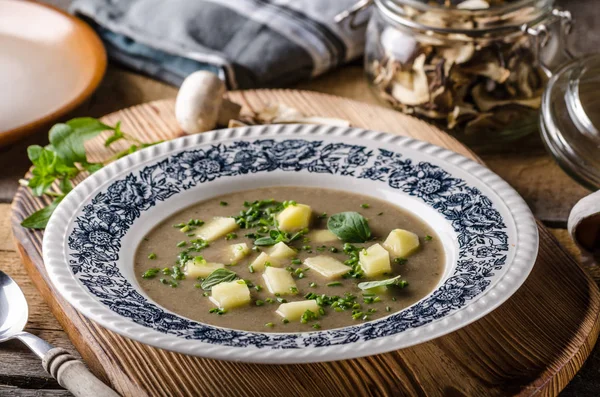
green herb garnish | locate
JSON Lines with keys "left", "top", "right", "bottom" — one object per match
{"left": 21, "top": 118, "right": 161, "bottom": 229}
{"left": 160, "top": 278, "right": 178, "bottom": 288}
{"left": 357, "top": 275, "right": 408, "bottom": 290}
{"left": 424, "top": 235, "right": 433, "bottom": 241}
{"left": 147, "top": 253, "right": 157, "bottom": 260}
{"left": 200, "top": 268, "right": 238, "bottom": 290}
{"left": 360, "top": 203, "right": 370, "bottom": 209}
{"left": 141, "top": 268, "right": 160, "bottom": 279}
{"left": 327, "top": 212, "right": 372, "bottom": 243}
{"left": 225, "top": 233, "right": 237, "bottom": 240}
{"left": 300, "top": 309, "right": 318, "bottom": 324}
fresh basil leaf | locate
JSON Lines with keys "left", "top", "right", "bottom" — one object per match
{"left": 327, "top": 211, "right": 372, "bottom": 243}
{"left": 59, "top": 178, "right": 73, "bottom": 194}
{"left": 27, "top": 145, "right": 44, "bottom": 163}
{"left": 28, "top": 147, "right": 59, "bottom": 196}
{"left": 104, "top": 121, "right": 125, "bottom": 147}
{"left": 21, "top": 196, "right": 65, "bottom": 229}
{"left": 83, "top": 163, "right": 103, "bottom": 173}
{"left": 49, "top": 118, "right": 114, "bottom": 166}
{"left": 254, "top": 236, "right": 278, "bottom": 246}
{"left": 357, "top": 275, "right": 408, "bottom": 290}
{"left": 201, "top": 268, "right": 238, "bottom": 290}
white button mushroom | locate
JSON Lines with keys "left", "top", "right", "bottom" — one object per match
{"left": 175, "top": 71, "right": 241, "bottom": 134}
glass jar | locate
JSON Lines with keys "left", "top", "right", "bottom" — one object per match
{"left": 344, "top": 0, "right": 573, "bottom": 148}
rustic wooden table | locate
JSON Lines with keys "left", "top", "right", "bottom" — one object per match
{"left": 1, "top": 0, "right": 599, "bottom": 395}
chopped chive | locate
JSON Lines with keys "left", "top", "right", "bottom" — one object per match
{"left": 309, "top": 282, "right": 317, "bottom": 288}
{"left": 386, "top": 306, "right": 391, "bottom": 312}
{"left": 424, "top": 235, "right": 433, "bottom": 241}
{"left": 225, "top": 232, "right": 237, "bottom": 240}
{"left": 265, "top": 322, "right": 275, "bottom": 328}
{"left": 312, "top": 323, "right": 321, "bottom": 329}
{"left": 318, "top": 212, "right": 327, "bottom": 219}
{"left": 282, "top": 318, "right": 290, "bottom": 324}
{"left": 248, "top": 265, "right": 255, "bottom": 273}
{"left": 194, "top": 283, "right": 202, "bottom": 289}
{"left": 141, "top": 268, "right": 160, "bottom": 279}
{"left": 203, "top": 292, "right": 209, "bottom": 297}
{"left": 256, "top": 300, "right": 265, "bottom": 306}
{"left": 159, "top": 278, "right": 178, "bottom": 288}
{"left": 391, "top": 297, "right": 397, "bottom": 301}
{"left": 360, "top": 203, "right": 370, "bottom": 209}
{"left": 276, "top": 297, "right": 287, "bottom": 303}
{"left": 393, "top": 257, "right": 408, "bottom": 265}
{"left": 176, "top": 241, "right": 187, "bottom": 248}
{"left": 147, "top": 253, "right": 157, "bottom": 260}
{"left": 220, "top": 201, "right": 228, "bottom": 206}
{"left": 291, "top": 258, "right": 302, "bottom": 265}
{"left": 254, "top": 285, "right": 263, "bottom": 292}
{"left": 265, "top": 298, "right": 275, "bottom": 304}
{"left": 174, "top": 223, "right": 186, "bottom": 228}
{"left": 290, "top": 287, "right": 298, "bottom": 294}
{"left": 327, "top": 282, "right": 342, "bottom": 287}
{"left": 302, "top": 245, "right": 311, "bottom": 251}
{"left": 180, "top": 225, "right": 190, "bottom": 233}
{"left": 330, "top": 247, "right": 339, "bottom": 253}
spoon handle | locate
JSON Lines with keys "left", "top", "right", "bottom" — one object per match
{"left": 43, "top": 347, "right": 120, "bottom": 397}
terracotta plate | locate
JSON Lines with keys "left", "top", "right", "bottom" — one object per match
{"left": 0, "top": 0, "right": 106, "bottom": 146}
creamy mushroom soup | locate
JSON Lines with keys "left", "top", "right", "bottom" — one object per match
{"left": 135, "top": 186, "right": 445, "bottom": 333}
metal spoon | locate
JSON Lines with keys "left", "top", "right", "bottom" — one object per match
{"left": 0, "top": 270, "right": 119, "bottom": 397}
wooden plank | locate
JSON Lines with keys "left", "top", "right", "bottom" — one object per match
{"left": 9, "top": 94, "right": 600, "bottom": 396}
{"left": 0, "top": 388, "right": 71, "bottom": 396}
{"left": 0, "top": 204, "right": 15, "bottom": 252}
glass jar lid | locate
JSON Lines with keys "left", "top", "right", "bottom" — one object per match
{"left": 541, "top": 54, "right": 600, "bottom": 190}
{"left": 374, "top": 0, "right": 554, "bottom": 34}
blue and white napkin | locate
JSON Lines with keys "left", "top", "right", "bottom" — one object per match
{"left": 71, "top": 0, "right": 368, "bottom": 89}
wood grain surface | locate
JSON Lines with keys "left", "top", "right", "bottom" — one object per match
{"left": 9, "top": 92, "right": 600, "bottom": 396}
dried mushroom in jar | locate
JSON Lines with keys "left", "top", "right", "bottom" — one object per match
{"left": 368, "top": 0, "right": 547, "bottom": 137}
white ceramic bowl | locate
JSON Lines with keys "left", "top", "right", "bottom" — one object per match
{"left": 43, "top": 124, "right": 538, "bottom": 363}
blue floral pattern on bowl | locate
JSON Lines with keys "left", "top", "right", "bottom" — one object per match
{"left": 67, "top": 139, "right": 508, "bottom": 349}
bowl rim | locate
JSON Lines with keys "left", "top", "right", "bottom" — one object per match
{"left": 43, "top": 124, "right": 539, "bottom": 363}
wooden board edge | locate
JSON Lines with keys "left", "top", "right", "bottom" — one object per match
{"left": 10, "top": 191, "right": 145, "bottom": 397}
{"left": 7, "top": 94, "right": 600, "bottom": 396}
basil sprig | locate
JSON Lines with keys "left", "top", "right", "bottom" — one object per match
{"left": 21, "top": 118, "right": 162, "bottom": 229}
{"left": 201, "top": 268, "right": 238, "bottom": 290}
{"left": 357, "top": 275, "right": 408, "bottom": 290}
{"left": 327, "top": 211, "right": 372, "bottom": 243}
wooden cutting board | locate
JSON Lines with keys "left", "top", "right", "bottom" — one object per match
{"left": 10, "top": 90, "right": 600, "bottom": 396}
